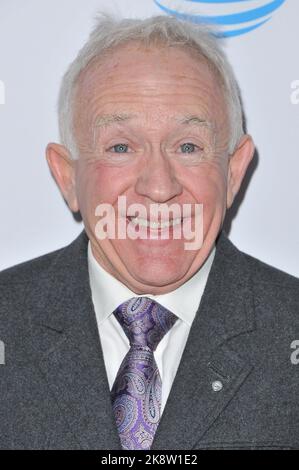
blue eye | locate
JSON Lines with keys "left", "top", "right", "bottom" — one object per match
{"left": 180, "top": 143, "right": 197, "bottom": 153}
{"left": 110, "top": 144, "right": 128, "bottom": 153}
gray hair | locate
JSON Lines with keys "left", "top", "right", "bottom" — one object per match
{"left": 58, "top": 14, "right": 244, "bottom": 159}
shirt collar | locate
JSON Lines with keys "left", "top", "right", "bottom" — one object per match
{"left": 88, "top": 241, "right": 215, "bottom": 327}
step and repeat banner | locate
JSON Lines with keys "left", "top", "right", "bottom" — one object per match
{"left": 0, "top": 0, "right": 298, "bottom": 276}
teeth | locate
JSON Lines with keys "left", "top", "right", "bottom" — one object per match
{"left": 129, "top": 217, "right": 182, "bottom": 229}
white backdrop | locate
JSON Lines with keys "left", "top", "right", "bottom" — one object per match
{"left": 0, "top": 0, "right": 298, "bottom": 276}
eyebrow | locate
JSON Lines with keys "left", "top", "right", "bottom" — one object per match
{"left": 93, "top": 113, "right": 212, "bottom": 130}
{"left": 94, "top": 113, "right": 135, "bottom": 129}
{"left": 176, "top": 115, "right": 212, "bottom": 128}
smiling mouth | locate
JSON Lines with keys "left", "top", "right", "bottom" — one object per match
{"left": 126, "top": 216, "right": 184, "bottom": 230}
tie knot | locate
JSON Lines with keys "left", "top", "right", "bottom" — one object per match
{"left": 113, "top": 297, "right": 177, "bottom": 351}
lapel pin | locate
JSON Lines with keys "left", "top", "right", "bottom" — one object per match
{"left": 212, "top": 380, "right": 223, "bottom": 392}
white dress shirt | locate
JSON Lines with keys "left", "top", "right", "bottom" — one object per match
{"left": 87, "top": 242, "right": 215, "bottom": 414}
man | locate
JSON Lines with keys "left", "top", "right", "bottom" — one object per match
{"left": 0, "top": 14, "right": 298, "bottom": 450}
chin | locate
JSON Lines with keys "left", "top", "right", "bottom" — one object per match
{"left": 128, "top": 260, "right": 188, "bottom": 290}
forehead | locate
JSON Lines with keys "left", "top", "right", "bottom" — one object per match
{"left": 73, "top": 42, "right": 228, "bottom": 131}
{"left": 77, "top": 42, "right": 222, "bottom": 96}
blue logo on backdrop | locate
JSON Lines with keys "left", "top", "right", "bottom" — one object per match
{"left": 154, "top": 0, "right": 286, "bottom": 37}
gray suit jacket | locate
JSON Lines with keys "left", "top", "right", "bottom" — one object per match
{"left": 0, "top": 229, "right": 298, "bottom": 450}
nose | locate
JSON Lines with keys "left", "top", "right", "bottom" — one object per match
{"left": 135, "top": 151, "right": 183, "bottom": 203}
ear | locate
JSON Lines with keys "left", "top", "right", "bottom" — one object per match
{"left": 226, "top": 134, "right": 255, "bottom": 209}
{"left": 46, "top": 143, "right": 79, "bottom": 213}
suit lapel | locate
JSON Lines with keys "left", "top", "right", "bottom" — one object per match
{"left": 152, "top": 231, "right": 256, "bottom": 450}
{"left": 28, "top": 230, "right": 121, "bottom": 450}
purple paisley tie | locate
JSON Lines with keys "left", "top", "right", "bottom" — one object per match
{"left": 111, "top": 297, "right": 178, "bottom": 450}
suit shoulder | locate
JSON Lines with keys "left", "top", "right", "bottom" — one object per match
{"left": 0, "top": 231, "right": 87, "bottom": 288}
{"left": 0, "top": 241, "right": 75, "bottom": 333}
{"left": 241, "top": 250, "right": 299, "bottom": 331}
{"left": 0, "top": 246, "right": 66, "bottom": 287}
{"left": 241, "top": 250, "right": 299, "bottom": 290}
{"left": 0, "top": 231, "right": 88, "bottom": 302}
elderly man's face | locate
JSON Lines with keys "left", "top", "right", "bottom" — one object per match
{"left": 47, "top": 42, "right": 253, "bottom": 294}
